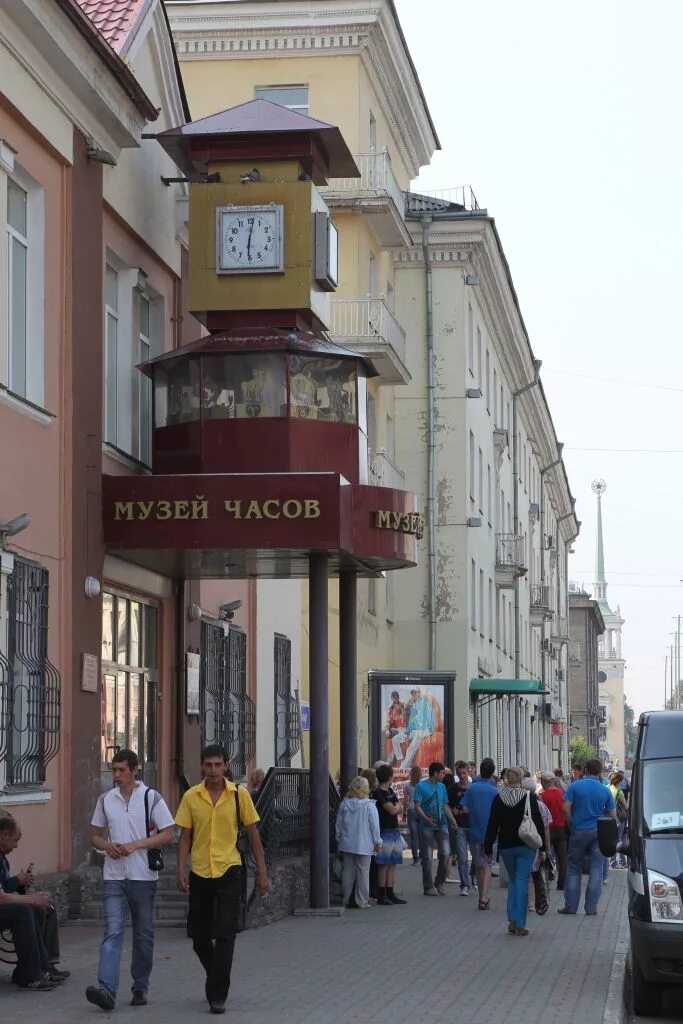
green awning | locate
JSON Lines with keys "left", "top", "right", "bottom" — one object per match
{"left": 469, "top": 679, "right": 548, "bottom": 696}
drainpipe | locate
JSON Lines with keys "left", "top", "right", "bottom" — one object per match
{"left": 512, "top": 358, "right": 542, "bottom": 764}
{"left": 422, "top": 216, "right": 437, "bottom": 670}
{"left": 539, "top": 444, "right": 564, "bottom": 764}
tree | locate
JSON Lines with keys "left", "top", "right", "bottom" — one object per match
{"left": 624, "top": 697, "right": 637, "bottom": 764}
{"left": 569, "top": 735, "right": 596, "bottom": 767}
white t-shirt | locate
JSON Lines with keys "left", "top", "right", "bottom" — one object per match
{"left": 91, "top": 783, "right": 175, "bottom": 881}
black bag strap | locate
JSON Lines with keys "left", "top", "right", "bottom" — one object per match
{"left": 234, "top": 785, "right": 248, "bottom": 929}
{"left": 143, "top": 787, "right": 156, "bottom": 838}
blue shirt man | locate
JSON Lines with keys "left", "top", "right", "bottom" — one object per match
{"left": 414, "top": 763, "right": 450, "bottom": 895}
{"left": 460, "top": 758, "right": 498, "bottom": 908}
{"left": 560, "top": 758, "right": 616, "bottom": 917}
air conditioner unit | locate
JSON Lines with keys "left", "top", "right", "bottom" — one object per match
{"left": 542, "top": 639, "right": 550, "bottom": 652}
{"left": 529, "top": 502, "right": 540, "bottom": 517}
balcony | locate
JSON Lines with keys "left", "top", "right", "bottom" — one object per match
{"left": 551, "top": 616, "right": 569, "bottom": 642}
{"left": 320, "top": 152, "right": 410, "bottom": 247}
{"left": 328, "top": 298, "right": 409, "bottom": 385}
{"left": 529, "top": 584, "right": 554, "bottom": 625}
{"left": 367, "top": 449, "right": 406, "bottom": 490}
{"left": 495, "top": 533, "right": 527, "bottom": 589}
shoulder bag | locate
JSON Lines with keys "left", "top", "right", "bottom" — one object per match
{"left": 234, "top": 785, "right": 250, "bottom": 933}
{"left": 143, "top": 788, "right": 165, "bottom": 872}
{"left": 518, "top": 791, "right": 543, "bottom": 849}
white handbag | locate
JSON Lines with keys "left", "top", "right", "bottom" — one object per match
{"left": 518, "top": 791, "right": 543, "bottom": 849}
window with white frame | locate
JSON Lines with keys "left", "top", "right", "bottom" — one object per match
{"left": 103, "top": 254, "right": 162, "bottom": 462}
{"left": 479, "top": 569, "right": 484, "bottom": 636}
{"left": 469, "top": 431, "right": 475, "bottom": 500}
{"left": 477, "top": 326, "right": 482, "bottom": 390}
{"left": 493, "top": 368, "right": 497, "bottom": 424}
{"left": 478, "top": 447, "right": 483, "bottom": 513}
{"left": 255, "top": 85, "right": 309, "bottom": 114}
{"left": 487, "top": 464, "right": 492, "bottom": 526}
{"left": 4, "top": 167, "right": 44, "bottom": 404}
{"left": 470, "top": 559, "right": 476, "bottom": 631}
{"left": 467, "top": 304, "right": 474, "bottom": 376}
{"left": 488, "top": 578, "right": 494, "bottom": 642}
{"left": 104, "top": 265, "right": 119, "bottom": 444}
{"left": 485, "top": 349, "right": 490, "bottom": 411}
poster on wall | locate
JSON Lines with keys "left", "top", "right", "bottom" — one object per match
{"left": 369, "top": 672, "right": 455, "bottom": 788}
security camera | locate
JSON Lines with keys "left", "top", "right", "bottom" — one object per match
{"left": 219, "top": 599, "right": 242, "bottom": 621}
{"left": 0, "top": 512, "right": 31, "bottom": 538}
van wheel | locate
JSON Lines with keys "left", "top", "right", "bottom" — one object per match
{"left": 630, "top": 947, "right": 662, "bottom": 1017}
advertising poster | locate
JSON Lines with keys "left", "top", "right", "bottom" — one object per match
{"left": 376, "top": 680, "right": 447, "bottom": 785}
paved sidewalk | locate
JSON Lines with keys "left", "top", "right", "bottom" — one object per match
{"left": 0, "top": 863, "right": 628, "bottom": 1023}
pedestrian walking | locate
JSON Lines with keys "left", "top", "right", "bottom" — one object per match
{"left": 608, "top": 771, "right": 628, "bottom": 868}
{"left": 539, "top": 770, "right": 568, "bottom": 890}
{"left": 558, "top": 758, "right": 616, "bottom": 917}
{"left": 403, "top": 765, "right": 422, "bottom": 865}
{"left": 335, "top": 776, "right": 382, "bottom": 909}
{"left": 484, "top": 767, "right": 546, "bottom": 936}
{"left": 460, "top": 757, "right": 498, "bottom": 909}
{"left": 86, "top": 749, "right": 175, "bottom": 1011}
{"left": 448, "top": 760, "right": 475, "bottom": 896}
{"left": 175, "top": 745, "right": 269, "bottom": 1015}
{"left": 372, "top": 765, "right": 407, "bottom": 905}
{"left": 414, "top": 762, "right": 451, "bottom": 896}
{"left": 523, "top": 777, "right": 552, "bottom": 916}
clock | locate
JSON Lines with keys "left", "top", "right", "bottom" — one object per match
{"left": 216, "top": 204, "right": 284, "bottom": 275}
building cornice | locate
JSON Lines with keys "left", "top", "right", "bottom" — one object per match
{"left": 165, "top": 1, "right": 438, "bottom": 176}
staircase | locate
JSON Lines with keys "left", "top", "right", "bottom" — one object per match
{"left": 79, "top": 863, "right": 188, "bottom": 928}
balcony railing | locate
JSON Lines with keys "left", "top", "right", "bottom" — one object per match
{"left": 323, "top": 151, "right": 405, "bottom": 219}
{"left": 406, "top": 185, "right": 481, "bottom": 214}
{"left": 551, "top": 616, "right": 569, "bottom": 641}
{"left": 495, "top": 533, "right": 526, "bottom": 572}
{"left": 368, "top": 449, "right": 405, "bottom": 490}
{"left": 329, "top": 297, "right": 407, "bottom": 369}
{"left": 530, "top": 584, "right": 553, "bottom": 613}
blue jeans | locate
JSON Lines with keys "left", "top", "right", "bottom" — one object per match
{"left": 565, "top": 829, "right": 603, "bottom": 914}
{"left": 419, "top": 828, "right": 450, "bottom": 891}
{"left": 500, "top": 845, "right": 537, "bottom": 929}
{"left": 453, "top": 827, "right": 474, "bottom": 889}
{"left": 406, "top": 810, "right": 420, "bottom": 861}
{"left": 99, "top": 880, "right": 157, "bottom": 1000}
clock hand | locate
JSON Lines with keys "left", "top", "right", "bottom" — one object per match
{"left": 247, "top": 219, "right": 254, "bottom": 258}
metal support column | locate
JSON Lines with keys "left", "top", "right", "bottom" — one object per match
{"left": 309, "top": 553, "right": 329, "bottom": 909}
{"left": 339, "top": 571, "right": 358, "bottom": 796}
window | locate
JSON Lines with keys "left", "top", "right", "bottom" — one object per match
{"left": 101, "top": 591, "right": 158, "bottom": 786}
{"left": 477, "top": 326, "right": 482, "bottom": 390}
{"left": 487, "top": 464, "right": 492, "bottom": 526}
{"left": 255, "top": 85, "right": 309, "bottom": 114}
{"left": 368, "top": 577, "right": 376, "bottom": 616}
{"left": 0, "top": 557, "right": 61, "bottom": 786}
{"left": 478, "top": 447, "right": 483, "bottom": 513}
{"left": 467, "top": 304, "right": 474, "bottom": 376}
{"left": 488, "top": 579, "right": 494, "bottom": 642}
{"left": 493, "top": 368, "right": 497, "bottom": 423}
{"left": 502, "top": 595, "right": 507, "bottom": 652}
{"left": 104, "top": 266, "right": 118, "bottom": 444}
{"left": 471, "top": 559, "right": 477, "bottom": 631}
{"left": 469, "top": 431, "right": 475, "bottom": 500}
{"left": 138, "top": 295, "right": 152, "bottom": 465}
{"left": 104, "top": 256, "right": 163, "bottom": 458}
{"left": 199, "top": 621, "right": 254, "bottom": 779}
{"left": 479, "top": 569, "right": 485, "bottom": 636}
{"left": 4, "top": 169, "right": 44, "bottom": 403}
{"left": 274, "top": 634, "right": 300, "bottom": 768}
{"left": 485, "top": 350, "right": 490, "bottom": 411}
{"left": 500, "top": 385, "right": 504, "bottom": 429}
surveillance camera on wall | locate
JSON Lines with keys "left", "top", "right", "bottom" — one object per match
{"left": 219, "top": 599, "right": 243, "bottom": 621}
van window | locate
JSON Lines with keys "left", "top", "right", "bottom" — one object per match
{"left": 642, "top": 758, "right": 683, "bottom": 833}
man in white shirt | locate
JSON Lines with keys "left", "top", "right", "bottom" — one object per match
{"left": 85, "top": 749, "right": 175, "bottom": 1011}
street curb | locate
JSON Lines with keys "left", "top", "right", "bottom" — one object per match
{"left": 603, "top": 891, "right": 630, "bottom": 1023}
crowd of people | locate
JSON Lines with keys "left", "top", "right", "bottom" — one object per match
{"left": 335, "top": 755, "right": 627, "bottom": 936}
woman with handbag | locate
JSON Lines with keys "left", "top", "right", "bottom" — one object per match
{"left": 484, "top": 767, "right": 546, "bottom": 936}
{"left": 608, "top": 771, "right": 629, "bottom": 868}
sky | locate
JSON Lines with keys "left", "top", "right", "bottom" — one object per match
{"left": 395, "top": 0, "right": 683, "bottom": 717}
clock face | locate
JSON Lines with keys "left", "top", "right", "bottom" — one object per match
{"left": 216, "top": 205, "right": 283, "bottom": 275}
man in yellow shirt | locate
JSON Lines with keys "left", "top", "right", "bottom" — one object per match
{"left": 175, "top": 745, "right": 269, "bottom": 1015}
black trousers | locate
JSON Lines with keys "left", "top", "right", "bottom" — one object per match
{"left": 0, "top": 904, "right": 48, "bottom": 984}
{"left": 188, "top": 867, "right": 241, "bottom": 1006}
{"left": 550, "top": 826, "right": 568, "bottom": 889}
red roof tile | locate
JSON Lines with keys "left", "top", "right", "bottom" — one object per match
{"left": 74, "top": 0, "right": 149, "bottom": 54}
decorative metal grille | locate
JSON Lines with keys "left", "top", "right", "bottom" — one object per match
{"left": 274, "top": 634, "right": 300, "bottom": 768}
{"left": 200, "top": 621, "right": 255, "bottom": 778}
{"left": 253, "top": 768, "right": 340, "bottom": 864}
{"left": 2, "top": 558, "right": 61, "bottom": 785}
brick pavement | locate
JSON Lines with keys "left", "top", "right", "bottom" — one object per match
{"left": 0, "top": 862, "right": 628, "bottom": 1024}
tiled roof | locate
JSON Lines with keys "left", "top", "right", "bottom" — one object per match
{"left": 74, "top": 0, "right": 149, "bottom": 53}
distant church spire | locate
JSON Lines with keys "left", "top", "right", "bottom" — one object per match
{"left": 592, "top": 479, "right": 607, "bottom": 602}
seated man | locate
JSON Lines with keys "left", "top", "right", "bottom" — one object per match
{"left": 0, "top": 812, "right": 68, "bottom": 990}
